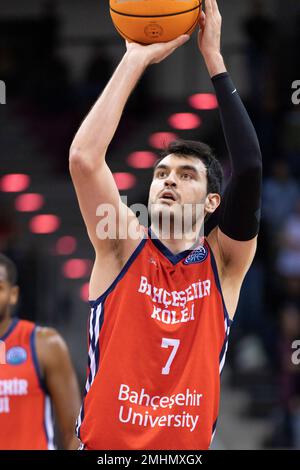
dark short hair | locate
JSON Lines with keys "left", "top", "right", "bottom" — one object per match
{"left": 0, "top": 253, "right": 18, "bottom": 285}
{"left": 154, "top": 139, "right": 223, "bottom": 195}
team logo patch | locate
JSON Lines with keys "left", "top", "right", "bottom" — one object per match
{"left": 183, "top": 245, "right": 208, "bottom": 265}
{"left": 144, "top": 23, "right": 163, "bottom": 39}
{"left": 6, "top": 346, "right": 27, "bottom": 365}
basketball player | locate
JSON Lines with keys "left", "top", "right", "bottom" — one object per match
{"left": 0, "top": 253, "right": 81, "bottom": 450}
{"left": 69, "top": 0, "right": 262, "bottom": 449}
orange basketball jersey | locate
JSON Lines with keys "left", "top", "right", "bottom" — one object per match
{"left": 0, "top": 319, "right": 54, "bottom": 450}
{"left": 76, "top": 228, "right": 232, "bottom": 450}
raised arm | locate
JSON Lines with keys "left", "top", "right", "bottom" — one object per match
{"left": 69, "top": 35, "right": 190, "bottom": 255}
{"left": 200, "top": 0, "right": 262, "bottom": 303}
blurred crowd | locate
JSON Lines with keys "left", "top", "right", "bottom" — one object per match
{"left": 225, "top": 0, "right": 300, "bottom": 448}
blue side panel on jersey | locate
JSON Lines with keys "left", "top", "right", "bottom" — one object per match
{"left": 219, "top": 334, "right": 228, "bottom": 363}
{"left": 219, "top": 334, "right": 230, "bottom": 378}
{"left": 95, "top": 301, "right": 105, "bottom": 376}
{"left": 76, "top": 402, "right": 84, "bottom": 440}
{"left": 86, "top": 303, "right": 101, "bottom": 393}
{"left": 77, "top": 300, "right": 106, "bottom": 440}
{"left": 30, "top": 327, "right": 54, "bottom": 448}
{"left": 205, "top": 239, "right": 233, "bottom": 327}
{"left": 89, "top": 234, "right": 148, "bottom": 308}
{"left": 87, "top": 307, "right": 98, "bottom": 372}
{"left": 86, "top": 312, "right": 95, "bottom": 385}
{"left": 43, "top": 395, "right": 55, "bottom": 450}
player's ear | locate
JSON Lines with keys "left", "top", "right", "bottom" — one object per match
{"left": 10, "top": 285, "right": 19, "bottom": 306}
{"left": 205, "top": 192, "right": 221, "bottom": 214}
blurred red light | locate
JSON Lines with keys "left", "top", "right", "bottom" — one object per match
{"left": 168, "top": 113, "right": 201, "bottom": 130}
{"left": 188, "top": 93, "right": 218, "bottom": 110}
{"left": 56, "top": 236, "right": 77, "bottom": 255}
{"left": 29, "top": 215, "right": 60, "bottom": 234}
{"left": 15, "top": 193, "right": 44, "bottom": 212}
{"left": 0, "top": 174, "right": 30, "bottom": 192}
{"left": 62, "top": 259, "right": 90, "bottom": 279}
{"left": 126, "top": 151, "right": 158, "bottom": 169}
{"left": 113, "top": 172, "right": 136, "bottom": 190}
{"left": 80, "top": 283, "right": 89, "bottom": 302}
{"left": 149, "top": 132, "right": 178, "bottom": 150}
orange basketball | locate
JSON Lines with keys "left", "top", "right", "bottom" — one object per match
{"left": 109, "top": 0, "right": 202, "bottom": 44}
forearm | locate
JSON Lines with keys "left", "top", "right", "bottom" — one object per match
{"left": 70, "top": 51, "right": 147, "bottom": 158}
{"left": 212, "top": 72, "right": 262, "bottom": 173}
{"left": 198, "top": 1, "right": 262, "bottom": 240}
{"left": 200, "top": 4, "right": 261, "bottom": 169}
{"left": 203, "top": 51, "right": 227, "bottom": 77}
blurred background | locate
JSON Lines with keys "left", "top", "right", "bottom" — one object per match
{"left": 1, "top": 0, "right": 300, "bottom": 449}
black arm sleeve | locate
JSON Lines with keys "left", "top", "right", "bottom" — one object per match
{"left": 211, "top": 72, "right": 262, "bottom": 241}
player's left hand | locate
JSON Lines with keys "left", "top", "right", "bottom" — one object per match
{"left": 198, "top": 0, "right": 222, "bottom": 59}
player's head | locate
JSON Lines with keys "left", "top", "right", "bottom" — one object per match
{"left": 0, "top": 254, "right": 19, "bottom": 321}
{"left": 148, "top": 139, "right": 223, "bottom": 236}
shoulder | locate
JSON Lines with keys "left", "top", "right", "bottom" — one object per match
{"left": 36, "top": 327, "right": 67, "bottom": 348}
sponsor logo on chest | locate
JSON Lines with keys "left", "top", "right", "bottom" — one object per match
{"left": 183, "top": 245, "right": 208, "bottom": 265}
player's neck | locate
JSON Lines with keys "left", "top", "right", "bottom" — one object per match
{"left": 0, "top": 314, "right": 13, "bottom": 338}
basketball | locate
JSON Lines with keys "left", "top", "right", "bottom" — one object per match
{"left": 109, "top": 0, "right": 202, "bottom": 44}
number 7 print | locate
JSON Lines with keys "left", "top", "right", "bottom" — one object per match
{"left": 161, "top": 338, "right": 180, "bottom": 375}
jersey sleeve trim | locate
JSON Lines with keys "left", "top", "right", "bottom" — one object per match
{"left": 205, "top": 239, "right": 233, "bottom": 328}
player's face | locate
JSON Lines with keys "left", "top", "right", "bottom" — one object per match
{"left": 148, "top": 154, "right": 209, "bottom": 231}
{"left": 0, "top": 266, "right": 19, "bottom": 320}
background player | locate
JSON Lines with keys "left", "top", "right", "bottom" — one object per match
{"left": 69, "top": 0, "right": 262, "bottom": 449}
{"left": 0, "top": 253, "right": 81, "bottom": 450}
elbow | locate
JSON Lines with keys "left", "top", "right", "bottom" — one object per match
{"left": 69, "top": 145, "right": 106, "bottom": 175}
{"left": 69, "top": 148, "right": 96, "bottom": 176}
{"left": 69, "top": 149, "right": 86, "bottom": 175}
{"left": 69, "top": 145, "right": 86, "bottom": 166}
{"left": 69, "top": 147, "right": 82, "bottom": 164}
